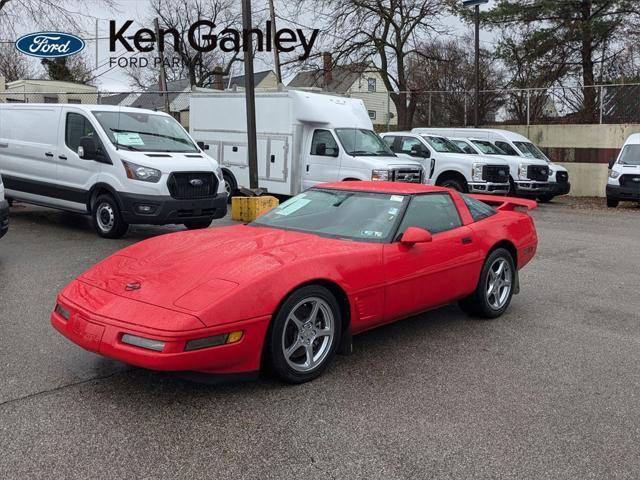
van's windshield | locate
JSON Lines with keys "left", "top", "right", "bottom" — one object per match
{"left": 334, "top": 128, "right": 396, "bottom": 157}
{"left": 513, "top": 141, "right": 547, "bottom": 160}
{"left": 421, "top": 135, "right": 464, "bottom": 154}
{"left": 618, "top": 145, "right": 640, "bottom": 165}
{"left": 92, "top": 111, "right": 198, "bottom": 153}
{"left": 471, "top": 140, "right": 506, "bottom": 155}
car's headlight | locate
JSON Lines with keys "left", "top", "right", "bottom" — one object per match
{"left": 122, "top": 160, "right": 161, "bottom": 183}
{"left": 518, "top": 163, "right": 529, "bottom": 180}
{"left": 609, "top": 170, "right": 621, "bottom": 179}
{"left": 472, "top": 163, "right": 485, "bottom": 182}
{"left": 372, "top": 169, "right": 390, "bottom": 181}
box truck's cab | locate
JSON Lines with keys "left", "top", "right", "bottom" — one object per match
{"left": 189, "top": 91, "right": 425, "bottom": 197}
{"left": 379, "top": 131, "right": 510, "bottom": 194}
{"left": 0, "top": 104, "right": 227, "bottom": 238}
{"left": 606, "top": 133, "right": 640, "bottom": 208}
{"left": 0, "top": 174, "right": 8, "bottom": 239}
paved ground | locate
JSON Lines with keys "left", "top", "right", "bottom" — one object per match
{"left": 1, "top": 199, "right": 639, "bottom": 479}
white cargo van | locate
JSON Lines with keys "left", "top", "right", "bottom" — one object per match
{"left": 606, "top": 133, "right": 640, "bottom": 208}
{"left": 0, "top": 174, "right": 8, "bottom": 239}
{"left": 189, "top": 91, "right": 425, "bottom": 196}
{"left": 379, "top": 131, "right": 510, "bottom": 194}
{"left": 414, "top": 128, "right": 569, "bottom": 202}
{"left": 0, "top": 104, "right": 227, "bottom": 238}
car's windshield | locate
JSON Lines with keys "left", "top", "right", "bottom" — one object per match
{"left": 92, "top": 111, "right": 198, "bottom": 153}
{"left": 618, "top": 144, "right": 640, "bottom": 165}
{"left": 251, "top": 188, "right": 408, "bottom": 242}
{"left": 421, "top": 135, "right": 464, "bottom": 154}
{"left": 471, "top": 140, "right": 506, "bottom": 155}
{"left": 334, "top": 128, "right": 395, "bottom": 157}
{"left": 452, "top": 140, "right": 478, "bottom": 154}
{"left": 514, "top": 141, "right": 547, "bottom": 160}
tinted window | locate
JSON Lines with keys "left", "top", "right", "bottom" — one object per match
{"left": 495, "top": 141, "right": 519, "bottom": 156}
{"left": 399, "top": 136, "right": 425, "bottom": 155}
{"left": 472, "top": 140, "right": 505, "bottom": 155}
{"left": 461, "top": 194, "right": 497, "bottom": 222}
{"left": 65, "top": 113, "right": 98, "bottom": 152}
{"left": 310, "top": 129, "right": 339, "bottom": 156}
{"left": 397, "top": 194, "right": 462, "bottom": 238}
{"left": 382, "top": 136, "right": 396, "bottom": 149}
{"left": 453, "top": 140, "right": 477, "bottom": 154}
{"left": 421, "top": 135, "right": 464, "bottom": 153}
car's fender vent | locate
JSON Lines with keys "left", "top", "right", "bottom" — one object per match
{"left": 145, "top": 153, "right": 172, "bottom": 158}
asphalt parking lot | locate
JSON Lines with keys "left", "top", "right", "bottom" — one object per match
{"left": 1, "top": 199, "right": 640, "bottom": 479}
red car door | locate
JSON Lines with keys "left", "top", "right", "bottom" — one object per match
{"left": 383, "top": 193, "right": 483, "bottom": 322}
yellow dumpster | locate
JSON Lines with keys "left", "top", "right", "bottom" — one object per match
{"left": 231, "top": 196, "right": 280, "bottom": 222}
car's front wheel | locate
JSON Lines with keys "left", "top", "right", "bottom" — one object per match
{"left": 459, "top": 248, "right": 515, "bottom": 319}
{"left": 607, "top": 197, "right": 619, "bottom": 208}
{"left": 537, "top": 194, "right": 555, "bottom": 203}
{"left": 184, "top": 219, "right": 213, "bottom": 230}
{"left": 265, "top": 285, "right": 342, "bottom": 384}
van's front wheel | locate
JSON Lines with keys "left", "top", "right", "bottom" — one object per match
{"left": 92, "top": 194, "right": 129, "bottom": 239}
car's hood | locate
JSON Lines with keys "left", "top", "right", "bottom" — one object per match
{"left": 109, "top": 150, "right": 219, "bottom": 173}
{"left": 436, "top": 152, "right": 507, "bottom": 165}
{"left": 78, "top": 225, "right": 353, "bottom": 313}
{"left": 353, "top": 155, "right": 423, "bottom": 169}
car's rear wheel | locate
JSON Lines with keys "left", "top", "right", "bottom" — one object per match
{"left": 459, "top": 248, "right": 515, "bottom": 319}
{"left": 607, "top": 197, "right": 619, "bottom": 208}
{"left": 265, "top": 285, "right": 341, "bottom": 384}
{"left": 439, "top": 178, "right": 467, "bottom": 193}
{"left": 92, "top": 194, "right": 128, "bottom": 239}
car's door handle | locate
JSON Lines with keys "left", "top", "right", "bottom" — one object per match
{"left": 461, "top": 236, "right": 473, "bottom": 245}
{"left": 45, "top": 152, "right": 54, "bottom": 158}
{"left": 306, "top": 165, "right": 310, "bottom": 172}
{"left": 58, "top": 155, "right": 67, "bottom": 160}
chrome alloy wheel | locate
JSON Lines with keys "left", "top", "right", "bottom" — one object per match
{"left": 282, "top": 297, "right": 335, "bottom": 373}
{"left": 486, "top": 258, "right": 513, "bottom": 310}
{"left": 96, "top": 202, "right": 115, "bottom": 233}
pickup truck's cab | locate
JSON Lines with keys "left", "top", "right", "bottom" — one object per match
{"left": 380, "top": 131, "right": 510, "bottom": 194}
{"left": 0, "top": 104, "right": 227, "bottom": 238}
{"left": 607, "top": 133, "right": 640, "bottom": 208}
{"left": 0, "top": 174, "right": 8, "bottom": 239}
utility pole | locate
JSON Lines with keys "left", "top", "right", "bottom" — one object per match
{"left": 463, "top": 0, "right": 488, "bottom": 128}
{"left": 154, "top": 17, "right": 170, "bottom": 114}
{"left": 268, "top": 0, "right": 282, "bottom": 85}
{"left": 242, "top": 0, "right": 259, "bottom": 190}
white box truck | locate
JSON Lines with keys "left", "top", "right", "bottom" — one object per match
{"left": 189, "top": 91, "right": 425, "bottom": 196}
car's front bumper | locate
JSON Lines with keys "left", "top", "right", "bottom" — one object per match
{"left": 607, "top": 184, "right": 640, "bottom": 201}
{"left": 548, "top": 181, "right": 571, "bottom": 196}
{"left": 119, "top": 192, "right": 228, "bottom": 225}
{"left": 514, "top": 181, "right": 551, "bottom": 196}
{"left": 468, "top": 182, "right": 510, "bottom": 194}
{"left": 0, "top": 200, "right": 9, "bottom": 239}
{"left": 52, "top": 282, "right": 269, "bottom": 376}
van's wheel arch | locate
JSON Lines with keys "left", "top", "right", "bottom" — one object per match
{"left": 222, "top": 169, "right": 237, "bottom": 202}
{"left": 435, "top": 172, "right": 468, "bottom": 193}
{"left": 91, "top": 193, "right": 129, "bottom": 239}
{"left": 342, "top": 178, "right": 361, "bottom": 182}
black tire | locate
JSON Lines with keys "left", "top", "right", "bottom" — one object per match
{"left": 606, "top": 197, "right": 619, "bottom": 208}
{"left": 265, "top": 285, "right": 342, "bottom": 384}
{"left": 184, "top": 219, "right": 213, "bottom": 230}
{"left": 537, "top": 195, "right": 555, "bottom": 203}
{"left": 92, "top": 194, "right": 128, "bottom": 239}
{"left": 459, "top": 248, "right": 516, "bottom": 319}
{"left": 439, "top": 177, "right": 467, "bottom": 193}
{"left": 508, "top": 177, "right": 517, "bottom": 196}
{"left": 223, "top": 171, "right": 237, "bottom": 204}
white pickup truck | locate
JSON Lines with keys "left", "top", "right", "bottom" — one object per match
{"left": 0, "top": 174, "right": 8, "bottom": 239}
{"left": 379, "top": 131, "right": 510, "bottom": 194}
{"left": 189, "top": 91, "right": 425, "bottom": 196}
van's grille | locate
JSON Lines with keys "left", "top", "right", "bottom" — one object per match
{"left": 167, "top": 172, "right": 217, "bottom": 200}
{"left": 527, "top": 165, "right": 550, "bottom": 182}
{"left": 391, "top": 168, "right": 423, "bottom": 184}
{"left": 483, "top": 165, "right": 510, "bottom": 183}
{"left": 620, "top": 174, "right": 640, "bottom": 189}
{"left": 556, "top": 171, "right": 569, "bottom": 184}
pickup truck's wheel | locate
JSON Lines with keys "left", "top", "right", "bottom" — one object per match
{"left": 606, "top": 197, "right": 619, "bottom": 208}
{"left": 92, "top": 194, "right": 128, "bottom": 239}
{"left": 184, "top": 219, "right": 212, "bottom": 230}
{"left": 459, "top": 248, "right": 515, "bottom": 319}
{"left": 265, "top": 285, "right": 342, "bottom": 384}
{"left": 223, "top": 171, "right": 237, "bottom": 204}
{"left": 439, "top": 178, "right": 467, "bottom": 193}
{"left": 537, "top": 194, "right": 555, "bottom": 203}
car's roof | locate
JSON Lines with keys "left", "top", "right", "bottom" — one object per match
{"left": 317, "top": 181, "right": 450, "bottom": 194}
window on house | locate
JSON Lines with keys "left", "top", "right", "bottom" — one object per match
{"left": 368, "top": 110, "right": 376, "bottom": 120}
{"left": 367, "top": 77, "right": 376, "bottom": 92}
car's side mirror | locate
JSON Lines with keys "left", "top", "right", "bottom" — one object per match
{"left": 411, "top": 144, "right": 429, "bottom": 158}
{"left": 400, "top": 227, "right": 433, "bottom": 246}
{"left": 608, "top": 158, "right": 616, "bottom": 169}
{"left": 316, "top": 143, "right": 327, "bottom": 156}
{"left": 78, "top": 136, "right": 97, "bottom": 160}
{"left": 197, "top": 141, "right": 210, "bottom": 151}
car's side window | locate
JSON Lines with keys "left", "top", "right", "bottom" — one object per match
{"left": 66, "top": 113, "right": 97, "bottom": 152}
{"left": 495, "top": 141, "right": 518, "bottom": 156}
{"left": 310, "top": 129, "right": 339, "bottom": 157}
{"left": 396, "top": 193, "right": 462, "bottom": 239}
{"left": 461, "top": 194, "right": 497, "bottom": 222}
{"left": 382, "top": 136, "right": 396, "bottom": 151}
{"left": 399, "top": 136, "right": 426, "bottom": 155}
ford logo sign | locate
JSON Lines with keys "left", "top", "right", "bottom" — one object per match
{"left": 15, "top": 32, "right": 85, "bottom": 58}
{"left": 190, "top": 178, "right": 204, "bottom": 187}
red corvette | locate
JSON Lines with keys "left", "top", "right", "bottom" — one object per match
{"left": 52, "top": 182, "right": 538, "bottom": 384}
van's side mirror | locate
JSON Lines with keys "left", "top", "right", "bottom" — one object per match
{"left": 608, "top": 158, "right": 616, "bottom": 169}
{"left": 197, "top": 141, "right": 209, "bottom": 151}
{"left": 400, "top": 227, "right": 433, "bottom": 246}
{"left": 78, "top": 136, "right": 97, "bottom": 160}
{"left": 316, "top": 143, "right": 327, "bottom": 156}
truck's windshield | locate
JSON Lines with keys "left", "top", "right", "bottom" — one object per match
{"left": 451, "top": 140, "right": 478, "bottom": 154}
{"left": 93, "top": 111, "right": 198, "bottom": 153}
{"left": 618, "top": 145, "right": 640, "bottom": 165}
{"left": 334, "top": 128, "right": 395, "bottom": 157}
{"left": 251, "top": 188, "right": 407, "bottom": 242}
{"left": 471, "top": 140, "right": 506, "bottom": 155}
{"left": 421, "top": 136, "right": 464, "bottom": 154}
{"left": 514, "top": 141, "right": 547, "bottom": 160}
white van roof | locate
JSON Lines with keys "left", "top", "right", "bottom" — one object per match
{"left": 0, "top": 103, "right": 172, "bottom": 117}
{"left": 412, "top": 127, "right": 531, "bottom": 143}
{"left": 623, "top": 133, "right": 640, "bottom": 145}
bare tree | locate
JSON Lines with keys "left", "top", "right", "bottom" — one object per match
{"left": 0, "top": 42, "right": 37, "bottom": 81}
{"left": 41, "top": 54, "right": 95, "bottom": 85}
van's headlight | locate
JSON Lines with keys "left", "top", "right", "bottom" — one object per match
{"left": 472, "top": 163, "right": 486, "bottom": 182}
{"left": 518, "top": 163, "right": 529, "bottom": 180}
{"left": 372, "top": 169, "right": 390, "bottom": 181}
{"left": 122, "top": 160, "right": 161, "bottom": 183}
{"left": 609, "top": 170, "right": 621, "bottom": 179}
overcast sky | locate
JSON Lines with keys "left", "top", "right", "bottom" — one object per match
{"left": 5, "top": 0, "right": 498, "bottom": 91}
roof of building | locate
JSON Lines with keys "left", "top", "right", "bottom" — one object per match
{"left": 224, "top": 70, "right": 274, "bottom": 89}
{"left": 288, "top": 64, "right": 371, "bottom": 93}
{"left": 130, "top": 78, "right": 191, "bottom": 111}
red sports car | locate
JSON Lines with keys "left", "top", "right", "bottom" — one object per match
{"left": 52, "top": 182, "right": 538, "bottom": 384}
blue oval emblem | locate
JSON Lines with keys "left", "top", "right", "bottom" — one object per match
{"left": 15, "top": 32, "right": 85, "bottom": 58}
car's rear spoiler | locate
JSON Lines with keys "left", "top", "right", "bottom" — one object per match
{"left": 468, "top": 194, "right": 538, "bottom": 212}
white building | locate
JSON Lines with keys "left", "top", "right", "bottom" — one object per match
{"left": 0, "top": 78, "right": 97, "bottom": 104}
